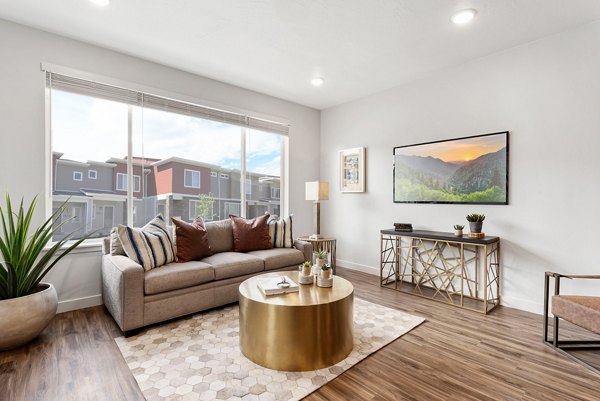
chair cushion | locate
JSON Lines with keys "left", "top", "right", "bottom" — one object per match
{"left": 247, "top": 248, "right": 304, "bottom": 271}
{"left": 201, "top": 252, "right": 264, "bottom": 280}
{"left": 144, "top": 261, "right": 215, "bottom": 295}
{"left": 230, "top": 214, "right": 272, "bottom": 252}
{"left": 205, "top": 219, "right": 234, "bottom": 253}
{"left": 172, "top": 217, "right": 212, "bottom": 262}
{"left": 552, "top": 295, "right": 600, "bottom": 335}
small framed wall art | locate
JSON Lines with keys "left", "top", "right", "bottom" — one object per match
{"left": 339, "top": 147, "right": 366, "bottom": 193}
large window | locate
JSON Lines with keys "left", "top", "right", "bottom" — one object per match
{"left": 47, "top": 71, "right": 288, "bottom": 241}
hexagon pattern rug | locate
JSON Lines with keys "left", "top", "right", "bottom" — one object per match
{"left": 115, "top": 297, "right": 425, "bottom": 401}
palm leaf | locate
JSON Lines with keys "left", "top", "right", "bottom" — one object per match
{"left": 0, "top": 195, "right": 96, "bottom": 300}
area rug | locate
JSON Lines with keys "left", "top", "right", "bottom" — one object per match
{"left": 115, "top": 298, "right": 424, "bottom": 401}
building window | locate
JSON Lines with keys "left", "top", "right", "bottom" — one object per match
{"left": 116, "top": 173, "right": 141, "bottom": 192}
{"left": 224, "top": 202, "right": 241, "bottom": 217}
{"left": 211, "top": 172, "right": 218, "bottom": 178}
{"left": 73, "top": 171, "right": 83, "bottom": 181}
{"left": 184, "top": 169, "right": 201, "bottom": 188}
{"left": 189, "top": 200, "right": 200, "bottom": 220}
{"left": 246, "top": 178, "right": 252, "bottom": 195}
{"left": 220, "top": 173, "right": 229, "bottom": 179}
{"left": 271, "top": 187, "right": 280, "bottom": 199}
{"left": 88, "top": 170, "right": 97, "bottom": 179}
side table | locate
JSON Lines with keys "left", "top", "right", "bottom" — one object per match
{"left": 297, "top": 236, "right": 337, "bottom": 274}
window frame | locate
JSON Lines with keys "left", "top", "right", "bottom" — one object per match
{"left": 88, "top": 170, "right": 97, "bottom": 179}
{"left": 116, "top": 173, "right": 141, "bottom": 192}
{"left": 220, "top": 173, "right": 229, "bottom": 179}
{"left": 184, "top": 169, "right": 201, "bottom": 189}
{"left": 45, "top": 65, "right": 289, "bottom": 244}
{"left": 73, "top": 171, "right": 83, "bottom": 181}
{"left": 224, "top": 201, "right": 241, "bottom": 217}
{"left": 271, "top": 187, "right": 280, "bottom": 199}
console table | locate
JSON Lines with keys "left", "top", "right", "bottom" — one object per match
{"left": 380, "top": 229, "right": 500, "bottom": 314}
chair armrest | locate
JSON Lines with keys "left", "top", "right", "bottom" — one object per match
{"left": 101, "top": 255, "right": 145, "bottom": 332}
{"left": 546, "top": 271, "right": 600, "bottom": 279}
{"left": 294, "top": 240, "right": 314, "bottom": 263}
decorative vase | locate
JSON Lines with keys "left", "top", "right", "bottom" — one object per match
{"left": 301, "top": 265, "right": 312, "bottom": 276}
{"left": 321, "top": 270, "right": 331, "bottom": 280}
{"left": 0, "top": 283, "right": 58, "bottom": 351}
{"left": 454, "top": 229, "right": 463, "bottom": 236}
{"left": 469, "top": 221, "right": 483, "bottom": 233}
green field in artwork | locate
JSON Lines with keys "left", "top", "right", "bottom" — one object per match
{"left": 394, "top": 134, "right": 507, "bottom": 203}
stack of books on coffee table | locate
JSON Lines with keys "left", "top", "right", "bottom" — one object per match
{"left": 257, "top": 276, "right": 299, "bottom": 296}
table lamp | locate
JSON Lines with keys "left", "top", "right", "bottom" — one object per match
{"left": 305, "top": 181, "right": 329, "bottom": 239}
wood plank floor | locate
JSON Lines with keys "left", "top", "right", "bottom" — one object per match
{"left": 1, "top": 268, "right": 599, "bottom": 401}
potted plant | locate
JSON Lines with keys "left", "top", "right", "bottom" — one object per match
{"left": 314, "top": 250, "right": 328, "bottom": 269}
{"left": 300, "top": 261, "right": 312, "bottom": 276}
{"left": 321, "top": 264, "right": 332, "bottom": 280}
{"left": 453, "top": 224, "right": 464, "bottom": 236}
{"left": 466, "top": 213, "right": 486, "bottom": 234}
{"left": 0, "top": 195, "right": 92, "bottom": 351}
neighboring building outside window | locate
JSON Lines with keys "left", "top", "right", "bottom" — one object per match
{"left": 224, "top": 202, "right": 241, "bottom": 217}
{"left": 189, "top": 200, "right": 201, "bottom": 220}
{"left": 220, "top": 173, "right": 229, "bottom": 179}
{"left": 184, "top": 169, "right": 201, "bottom": 188}
{"left": 88, "top": 170, "right": 97, "bottom": 179}
{"left": 211, "top": 172, "right": 217, "bottom": 178}
{"left": 271, "top": 187, "right": 280, "bottom": 199}
{"left": 73, "top": 171, "right": 83, "bottom": 181}
{"left": 246, "top": 178, "right": 252, "bottom": 195}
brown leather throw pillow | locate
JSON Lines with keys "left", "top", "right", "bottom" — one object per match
{"left": 229, "top": 214, "right": 273, "bottom": 252}
{"left": 172, "top": 217, "right": 212, "bottom": 262}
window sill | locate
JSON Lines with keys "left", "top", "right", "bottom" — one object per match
{"left": 43, "top": 239, "right": 104, "bottom": 254}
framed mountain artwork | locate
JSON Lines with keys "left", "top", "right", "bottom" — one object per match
{"left": 393, "top": 132, "right": 508, "bottom": 204}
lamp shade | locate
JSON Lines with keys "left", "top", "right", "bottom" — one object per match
{"left": 305, "top": 181, "right": 329, "bottom": 201}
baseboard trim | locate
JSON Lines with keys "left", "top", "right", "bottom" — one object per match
{"left": 337, "top": 259, "right": 379, "bottom": 276}
{"left": 57, "top": 294, "right": 103, "bottom": 313}
{"left": 501, "top": 295, "right": 543, "bottom": 315}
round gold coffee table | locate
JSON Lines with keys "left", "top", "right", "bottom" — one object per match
{"left": 239, "top": 271, "right": 354, "bottom": 371}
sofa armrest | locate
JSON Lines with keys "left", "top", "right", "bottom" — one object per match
{"left": 101, "top": 254, "right": 144, "bottom": 332}
{"left": 294, "top": 240, "right": 314, "bottom": 263}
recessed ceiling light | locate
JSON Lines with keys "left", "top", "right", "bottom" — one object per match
{"left": 90, "top": 0, "right": 110, "bottom": 6}
{"left": 310, "top": 77, "right": 324, "bottom": 87}
{"left": 451, "top": 9, "right": 476, "bottom": 25}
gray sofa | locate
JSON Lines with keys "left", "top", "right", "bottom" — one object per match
{"left": 101, "top": 219, "right": 312, "bottom": 333}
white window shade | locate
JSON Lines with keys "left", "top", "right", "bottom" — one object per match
{"left": 45, "top": 72, "right": 290, "bottom": 135}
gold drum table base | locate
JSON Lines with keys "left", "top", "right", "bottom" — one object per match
{"left": 239, "top": 272, "right": 354, "bottom": 371}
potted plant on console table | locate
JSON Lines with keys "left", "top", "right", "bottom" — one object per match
{"left": 466, "top": 213, "right": 486, "bottom": 234}
{"left": 0, "top": 195, "right": 92, "bottom": 351}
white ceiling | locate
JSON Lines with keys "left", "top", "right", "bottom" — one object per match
{"left": 1, "top": 0, "right": 600, "bottom": 109}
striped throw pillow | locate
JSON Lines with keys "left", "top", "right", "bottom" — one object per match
{"left": 117, "top": 214, "right": 176, "bottom": 271}
{"left": 268, "top": 215, "right": 293, "bottom": 248}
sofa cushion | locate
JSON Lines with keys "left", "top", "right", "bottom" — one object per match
{"left": 117, "top": 214, "right": 176, "bottom": 271}
{"left": 230, "top": 214, "right": 272, "bottom": 252}
{"left": 201, "top": 252, "right": 264, "bottom": 280}
{"left": 247, "top": 248, "right": 304, "bottom": 271}
{"left": 205, "top": 219, "right": 233, "bottom": 253}
{"left": 144, "top": 261, "right": 215, "bottom": 295}
{"left": 268, "top": 215, "right": 294, "bottom": 248}
{"left": 552, "top": 295, "right": 600, "bottom": 335}
{"left": 172, "top": 217, "right": 212, "bottom": 262}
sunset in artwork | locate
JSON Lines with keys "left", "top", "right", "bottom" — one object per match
{"left": 395, "top": 134, "right": 506, "bottom": 163}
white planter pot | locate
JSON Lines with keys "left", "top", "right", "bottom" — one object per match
{"left": 316, "top": 258, "right": 324, "bottom": 268}
{"left": 0, "top": 283, "right": 58, "bottom": 351}
{"left": 302, "top": 266, "right": 312, "bottom": 276}
{"left": 454, "top": 230, "right": 463, "bottom": 236}
{"left": 321, "top": 270, "right": 331, "bottom": 280}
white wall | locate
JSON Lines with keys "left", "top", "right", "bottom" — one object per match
{"left": 320, "top": 21, "right": 600, "bottom": 314}
{"left": 0, "top": 19, "right": 320, "bottom": 312}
